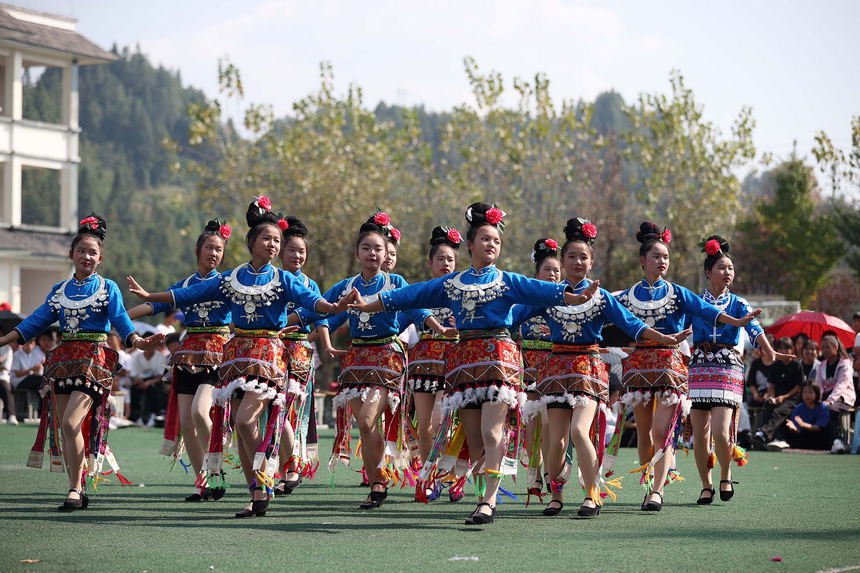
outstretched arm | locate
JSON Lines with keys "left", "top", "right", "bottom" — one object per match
{"left": 127, "top": 276, "right": 174, "bottom": 304}
{"left": 640, "top": 327, "right": 692, "bottom": 346}
{"left": 755, "top": 332, "right": 794, "bottom": 365}
{"left": 718, "top": 309, "right": 762, "bottom": 328}
{"left": 563, "top": 280, "right": 600, "bottom": 306}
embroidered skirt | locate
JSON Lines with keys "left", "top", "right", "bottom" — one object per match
{"left": 214, "top": 330, "right": 287, "bottom": 406}
{"left": 620, "top": 340, "right": 689, "bottom": 412}
{"left": 335, "top": 336, "right": 405, "bottom": 410}
{"left": 407, "top": 335, "right": 456, "bottom": 394}
{"left": 526, "top": 344, "right": 607, "bottom": 417}
{"left": 170, "top": 326, "right": 230, "bottom": 373}
{"left": 47, "top": 334, "right": 120, "bottom": 400}
{"left": 688, "top": 344, "right": 744, "bottom": 408}
{"left": 522, "top": 340, "right": 552, "bottom": 393}
{"left": 284, "top": 335, "right": 314, "bottom": 398}
{"left": 442, "top": 330, "right": 523, "bottom": 413}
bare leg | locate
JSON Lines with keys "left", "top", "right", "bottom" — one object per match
{"left": 539, "top": 408, "right": 550, "bottom": 480}
{"left": 546, "top": 408, "right": 573, "bottom": 504}
{"left": 649, "top": 402, "right": 678, "bottom": 502}
{"left": 278, "top": 417, "right": 297, "bottom": 475}
{"left": 711, "top": 407, "right": 734, "bottom": 489}
{"left": 414, "top": 392, "right": 441, "bottom": 462}
{"left": 350, "top": 390, "right": 389, "bottom": 495}
{"left": 632, "top": 400, "right": 655, "bottom": 465}
{"left": 233, "top": 394, "right": 270, "bottom": 502}
{"left": 190, "top": 384, "right": 214, "bottom": 469}
{"left": 59, "top": 391, "right": 93, "bottom": 498}
{"left": 570, "top": 400, "right": 599, "bottom": 507}
{"left": 474, "top": 401, "right": 509, "bottom": 516}
{"left": 459, "top": 408, "right": 484, "bottom": 502}
{"left": 690, "top": 409, "right": 713, "bottom": 494}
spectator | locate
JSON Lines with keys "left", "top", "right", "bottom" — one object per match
{"left": 106, "top": 331, "right": 133, "bottom": 423}
{"left": 164, "top": 332, "right": 181, "bottom": 355}
{"left": 128, "top": 337, "right": 169, "bottom": 426}
{"left": 814, "top": 334, "right": 855, "bottom": 454}
{"left": 792, "top": 333, "right": 809, "bottom": 361}
{"left": 768, "top": 384, "right": 830, "bottom": 450}
{"left": 604, "top": 376, "right": 622, "bottom": 444}
{"left": 753, "top": 337, "right": 803, "bottom": 450}
{"left": 746, "top": 334, "right": 774, "bottom": 407}
{"left": 0, "top": 329, "right": 16, "bottom": 424}
{"left": 799, "top": 340, "right": 820, "bottom": 383}
{"left": 155, "top": 309, "right": 180, "bottom": 337}
{"left": 11, "top": 338, "right": 45, "bottom": 415}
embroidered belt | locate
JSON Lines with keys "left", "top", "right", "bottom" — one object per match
{"left": 186, "top": 326, "right": 231, "bottom": 334}
{"left": 60, "top": 332, "right": 107, "bottom": 342}
{"left": 234, "top": 328, "right": 280, "bottom": 339}
{"left": 551, "top": 343, "right": 601, "bottom": 355}
{"left": 694, "top": 342, "right": 735, "bottom": 352}
{"left": 458, "top": 328, "right": 511, "bottom": 342}
{"left": 281, "top": 332, "right": 309, "bottom": 341}
{"left": 522, "top": 339, "right": 553, "bottom": 351}
{"left": 352, "top": 335, "right": 401, "bottom": 347}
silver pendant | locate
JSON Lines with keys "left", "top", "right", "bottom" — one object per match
{"left": 244, "top": 301, "right": 257, "bottom": 314}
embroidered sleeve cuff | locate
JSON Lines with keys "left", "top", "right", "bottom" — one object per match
{"left": 125, "top": 331, "right": 139, "bottom": 348}
{"left": 379, "top": 290, "right": 391, "bottom": 312}
{"left": 634, "top": 324, "right": 647, "bottom": 342}
{"left": 13, "top": 328, "right": 26, "bottom": 345}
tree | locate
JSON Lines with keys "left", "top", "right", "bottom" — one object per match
{"left": 736, "top": 155, "right": 843, "bottom": 305}
{"left": 623, "top": 70, "right": 757, "bottom": 287}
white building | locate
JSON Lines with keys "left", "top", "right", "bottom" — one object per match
{"left": 0, "top": 4, "right": 115, "bottom": 313}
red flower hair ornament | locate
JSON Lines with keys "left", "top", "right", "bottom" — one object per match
{"left": 277, "top": 219, "right": 289, "bottom": 232}
{"left": 79, "top": 216, "right": 99, "bottom": 230}
{"left": 704, "top": 239, "right": 721, "bottom": 256}
{"left": 374, "top": 212, "right": 391, "bottom": 227}
{"left": 447, "top": 228, "right": 462, "bottom": 244}
{"left": 485, "top": 207, "right": 504, "bottom": 225}
{"left": 662, "top": 229, "right": 672, "bottom": 244}
{"left": 389, "top": 228, "right": 401, "bottom": 243}
{"left": 218, "top": 224, "right": 232, "bottom": 240}
{"left": 545, "top": 238, "right": 559, "bottom": 250}
{"left": 582, "top": 223, "right": 597, "bottom": 239}
{"left": 256, "top": 196, "right": 272, "bottom": 212}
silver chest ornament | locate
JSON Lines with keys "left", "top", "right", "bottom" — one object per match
{"left": 49, "top": 277, "right": 109, "bottom": 335}
{"left": 220, "top": 264, "right": 284, "bottom": 323}
{"left": 343, "top": 273, "right": 394, "bottom": 332}
{"left": 547, "top": 288, "right": 604, "bottom": 342}
{"left": 620, "top": 282, "right": 679, "bottom": 326}
{"left": 443, "top": 270, "right": 509, "bottom": 323}
{"left": 181, "top": 273, "right": 222, "bottom": 324}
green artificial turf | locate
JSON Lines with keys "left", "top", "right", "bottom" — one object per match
{"left": 1, "top": 424, "right": 858, "bottom": 572}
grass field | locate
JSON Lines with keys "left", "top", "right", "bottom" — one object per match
{"left": 0, "top": 424, "right": 858, "bottom": 572}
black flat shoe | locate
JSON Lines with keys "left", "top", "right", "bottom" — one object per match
{"left": 235, "top": 487, "right": 268, "bottom": 518}
{"left": 645, "top": 491, "right": 663, "bottom": 512}
{"left": 185, "top": 492, "right": 204, "bottom": 502}
{"left": 697, "top": 487, "right": 715, "bottom": 505}
{"left": 542, "top": 500, "right": 563, "bottom": 516}
{"left": 641, "top": 494, "right": 649, "bottom": 511}
{"left": 273, "top": 479, "right": 289, "bottom": 497}
{"left": 58, "top": 489, "right": 83, "bottom": 512}
{"left": 464, "top": 502, "right": 496, "bottom": 525}
{"left": 210, "top": 486, "right": 226, "bottom": 501}
{"left": 577, "top": 497, "right": 600, "bottom": 517}
{"left": 359, "top": 482, "right": 388, "bottom": 509}
{"left": 720, "top": 480, "right": 737, "bottom": 501}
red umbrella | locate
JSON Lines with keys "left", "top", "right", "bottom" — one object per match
{"left": 766, "top": 311, "right": 855, "bottom": 349}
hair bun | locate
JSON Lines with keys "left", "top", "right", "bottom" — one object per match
{"left": 430, "top": 225, "right": 462, "bottom": 248}
{"left": 245, "top": 197, "right": 280, "bottom": 229}
{"left": 77, "top": 214, "right": 107, "bottom": 241}
{"left": 204, "top": 219, "right": 222, "bottom": 233}
{"left": 465, "top": 202, "right": 506, "bottom": 232}
{"left": 282, "top": 216, "right": 308, "bottom": 238}
{"left": 635, "top": 221, "right": 660, "bottom": 244}
{"left": 360, "top": 211, "right": 400, "bottom": 245}
{"left": 563, "top": 217, "right": 597, "bottom": 245}
{"left": 531, "top": 237, "right": 560, "bottom": 263}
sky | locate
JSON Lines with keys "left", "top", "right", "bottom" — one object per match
{"left": 16, "top": 0, "right": 860, "bottom": 182}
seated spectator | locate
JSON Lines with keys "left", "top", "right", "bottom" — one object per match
{"left": 107, "top": 331, "right": 133, "bottom": 423}
{"left": 746, "top": 334, "right": 773, "bottom": 408}
{"left": 767, "top": 384, "right": 830, "bottom": 450}
{"left": 754, "top": 337, "right": 802, "bottom": 450}
{"left": 165, "top": 332, "right": 181, "bottom": 356}
{"left": 129, "top": 336, "right": 169, "bottom": 426}
{"left": 0, "top": 329, "right": 16, "bottom": 424}
{"left": 814, "top": 334, "right": 855, "bottom": 454}
{"left": 155, "top": 309, "right": 180, "bottom": 337}
{"left": 792, "top": 333, "right": 810, "bottom": 362}
{"left": 799, "top": 340, "right": 820, "bottom": 383}
{"left": 11, "top": 338, "right": 45, "bottom": 416}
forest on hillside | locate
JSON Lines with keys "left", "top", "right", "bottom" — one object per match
{"left": 20, "top": 47, "right": 860, "bottom": 319}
